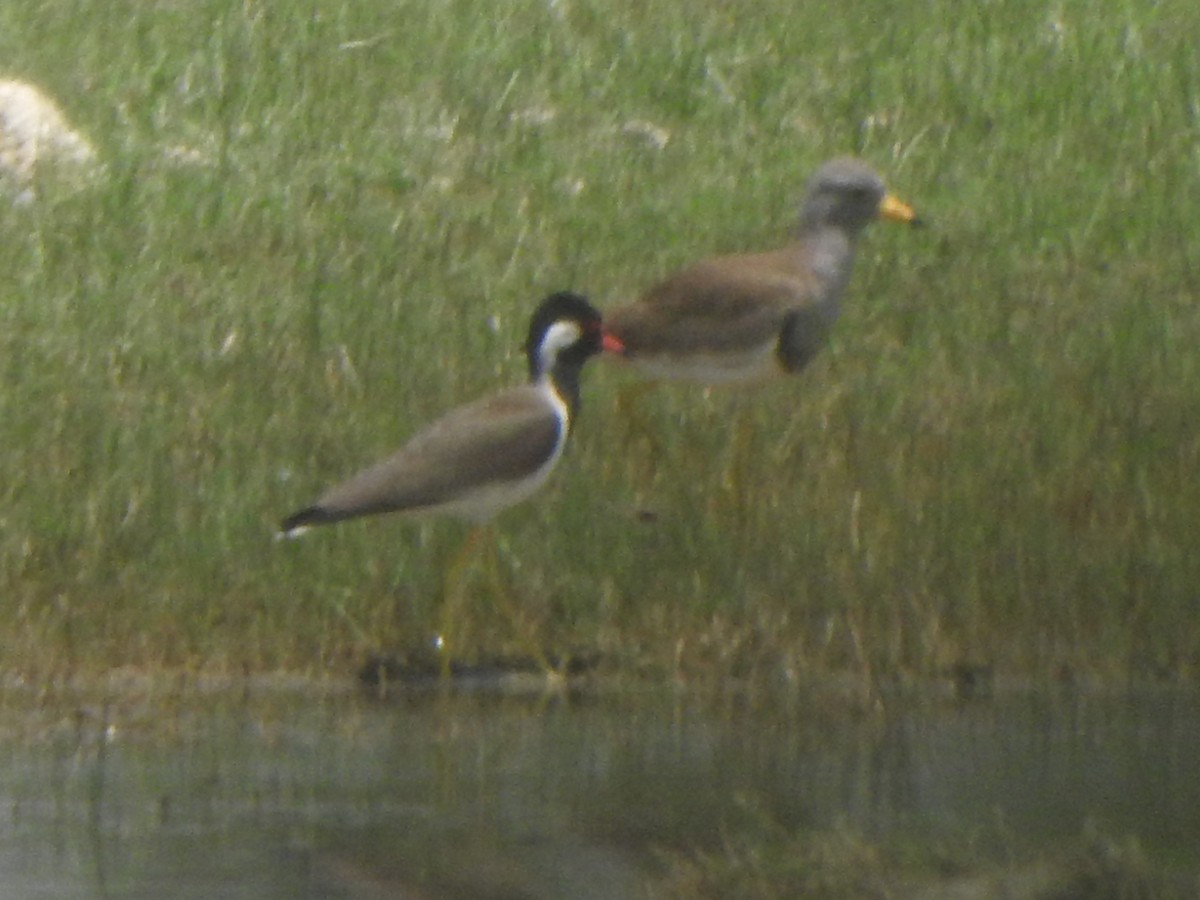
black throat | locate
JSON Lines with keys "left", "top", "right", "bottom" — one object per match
{"left": 546, "top": 360, "right": 584, "bottom": 433}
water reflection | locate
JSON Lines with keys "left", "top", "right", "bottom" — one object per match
{"left": 0, "top": 683, "right": 1195, "bottom": 897}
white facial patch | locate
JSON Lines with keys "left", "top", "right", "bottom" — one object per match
{"left": 537, "top": 320, "right": 583, "bottom": 374}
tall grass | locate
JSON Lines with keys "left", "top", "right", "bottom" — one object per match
{"left": 1, "top": 0, "right": 1197, "bottom": 681}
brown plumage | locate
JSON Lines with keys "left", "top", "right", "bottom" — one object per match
{"left": 606, "top": 157, "right": 919, "bottom": 385}
{"left": 279, "top": 292, "right": 622, "bottom": 536}
{"left": 281, "top": 388, "right": 565, "bottom": 530}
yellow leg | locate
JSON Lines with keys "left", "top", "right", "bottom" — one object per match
{"left": 714, "top": 402, "right": 759, "bottom": 561}
{"left": 436, "top": 525, "right": 486, "bottom": 672}
{"left": 615, "top": 380, "right": 665, "bottom": 492}
{"left": 481, "top": 534, "right": 552, "bottom": 673}
{"left": 720, "top": 403, "right": 753, "bottom": 499}
{"left": 435, "top": 525, "right": 553, "bottom": 677}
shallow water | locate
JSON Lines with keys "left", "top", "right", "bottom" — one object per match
{"left": 1, "top": 680, "right": 1197, "bottom": 898}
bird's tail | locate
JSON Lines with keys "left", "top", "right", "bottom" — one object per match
{"left": 277, "top": 506, "right": 331, "bottom": 539}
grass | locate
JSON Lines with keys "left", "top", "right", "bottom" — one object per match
{"left": 649, "top": 808, "right": 1197, "bottom": 899}
{"left": 0, "top": 0, "right": 1198, "bottom": 682}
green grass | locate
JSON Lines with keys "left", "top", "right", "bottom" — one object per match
{"left": 649, "top": 809, "right": 1192, "bottom": 899}
{"left": 1, "top": 0, "right": 1198, "bottom": 681}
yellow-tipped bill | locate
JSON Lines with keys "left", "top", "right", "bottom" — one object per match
{"left": 879, "top": 192, "right": 918, "bottom": 224}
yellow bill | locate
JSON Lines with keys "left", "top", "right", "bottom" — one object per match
{"left": 878, "top": 192, "right": 919, "bottom": 224}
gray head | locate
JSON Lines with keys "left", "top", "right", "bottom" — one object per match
{"left": 797, "top": 157, "right": 912, "bottom": 234}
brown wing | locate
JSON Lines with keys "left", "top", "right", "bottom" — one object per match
{"left": 608, "top": 250, "right": 819, "bottom": 356}
{"left": 302, "top": 386, "right": 562, "bottom": 523}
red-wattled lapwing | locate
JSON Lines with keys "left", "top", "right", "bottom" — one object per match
{"left": 280, "top": 291, "right": 623, "bottom": 659}
{"left": 605, "top": 157, "right": 919, "bottom": 384}
{"left": 603, "top": 158, "right": 919, "bottom": 494}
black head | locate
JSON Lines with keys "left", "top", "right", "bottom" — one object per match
{"left": 525, "top": 291, "right": 607, "bottom": 382}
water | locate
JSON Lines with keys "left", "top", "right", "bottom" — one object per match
{"left": 0, "top": 680, "right": 1196, "bottom": 898}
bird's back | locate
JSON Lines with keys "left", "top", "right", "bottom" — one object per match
{"left": 619, "top": 249, "right": 816, "bottom": 340}
{"left": 298, "top": 384, "right": 564, "bottom": 526}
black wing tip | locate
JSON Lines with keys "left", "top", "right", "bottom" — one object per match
{"left": 279, "top": 506, "right": 328, "bottom": 536}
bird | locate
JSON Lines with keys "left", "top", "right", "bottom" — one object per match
{"left": 279, "top": 291, "right": 623, "bottom": 659}
{"left": 281, "top": 291, "right": 622, "bottom": 535}
{"left": 604, "top": 157, "right": 919, "bottom": 385}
